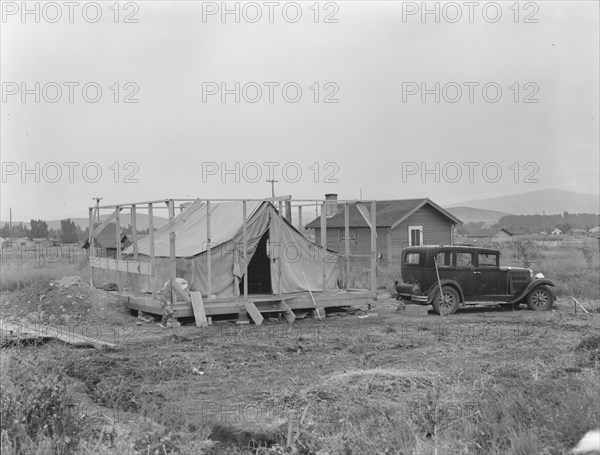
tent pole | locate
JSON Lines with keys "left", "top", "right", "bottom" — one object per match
{"left": 321, "top": 201, "right": 327, "bottom": 292}
{"left": 371, "top": 200, "right": 377, "bottom": 297}
{"left": 243, "top": 200, "right": 248, "bottom": 300}
{"left": 148, "top": 203, "right": 156, "bottom": 299}
{"left": 168, "top": 200, "right": 176, "bottom": 303}
{"left": 115, "top": 206, "right": 121, "bottom": 294}
{"left": 206, "top": 201, "right": 212, "bottom": 299}
{"left": 88, "top": 207, "right": 94, "bottom": 287}
{"left": 131, "top": 204, "right": 138, "bottom": 296}
{"left": 345, "top": 203, "right": 350, "bottom": 291}
{"left": 298, "top": 205, "right": 303, "bottom": 233}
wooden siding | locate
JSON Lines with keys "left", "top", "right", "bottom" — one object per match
{"left": 313, "top": 205, "right": 453, "bottom": 262}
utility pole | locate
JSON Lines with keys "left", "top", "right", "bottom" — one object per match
{"left": 266, "top": 179, "right": 278, "bottom": 198}
{"left": 92, "top": 197, "right": 103, "bottom": 226}
{"left": 9, "top": 207, "right": 12, "bottom": 241}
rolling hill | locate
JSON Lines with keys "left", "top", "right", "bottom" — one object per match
{"left": 448, "top": 189, "right": 599, "bottom": 216}
{"left": 445, "top": 207, "right": 508, "bottom": 224}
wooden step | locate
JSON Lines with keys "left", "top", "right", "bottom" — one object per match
{"left": 243, "top": 300, "right": 264, "bottom": 326}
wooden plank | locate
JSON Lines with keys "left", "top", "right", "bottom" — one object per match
{"left": 0, "top": 320, "right": 118, "bottom": 350}
{"left": 90, "top": 258, "right": 153, "bottom": 275}
{"left": 321, "top": 202, "right": 327, "bottom": 292}
{"left": 91, "top": 209, "right": 118, "bottom": 237}
{"left": 278, "top": 299, "right": 296, "bottom": 323}
{"left": 370, "top": 201, "right": 377, "bottom": 295}
{"left": 356, "top": 203, "right": 373, "bottom": 230}
{"left": 243, "top": 201, "right": 248, "bottom": 300}
{"left": 344, "top": 203, "right": 350, "bottom": 291}
{"left": 89, "top": 207, "right": 95, "bottom": 287}
{"left": 148, "top": 203, "right": 156, "bottom": 299}
{"left": 130, "top": 204, "right": 139, "bottom": 295}
{"left": 243, "top": 300, "right": 264, "bottom": 326}
{"left": 172, "top": 280, "right": 191, "bottom": 303}
{"left": 206, "top": 201, "right": 212, "bottom": 299}
{"left": 190, "top": 292, "right": 208, "bottom": 327}
{"left": 115, "top": 206, "right": 121, "bottom": 292}
{"left": 387, "top": 230, "right": 392, "bottom": 263}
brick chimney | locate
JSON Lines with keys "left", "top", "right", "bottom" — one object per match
{"left": 324, "top": 193, "right": 338, "bottom": 217}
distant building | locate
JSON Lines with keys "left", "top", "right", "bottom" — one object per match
{"left": 305, "top": 195, "right": 462, "bottom": 263}
{"left": 466, "top": 228, "right": 513, "bottom": 243}
{"left": 82, "top": 233, "right": 132, "bottom": 258}
{"left": 551, "top": 228, "right": 563, "bottom": 235}
{"left": 588, "top": 226, "right": 600, "bottom": 235}
{"left": 570, "top": 228, "right": 587, "bottom": 237}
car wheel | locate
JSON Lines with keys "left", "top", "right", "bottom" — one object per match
{"left": 432, "top": 286, "right": 460, "bottom": 315}
{"left": 526, "top": 286, "right": 554, "bottom": 311}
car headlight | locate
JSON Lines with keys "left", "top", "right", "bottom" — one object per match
{"left": 534, "top": 272, "right": 545, "bottom": 279}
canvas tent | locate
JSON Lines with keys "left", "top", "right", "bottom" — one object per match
{"left": 122, "top": 199, "right": 340, "bottom": 298}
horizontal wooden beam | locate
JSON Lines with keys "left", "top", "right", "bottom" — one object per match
{"left": 90, "top": 257, "right": 153, "bottom": 275}
{"left": 92, "top": 198, "right": 378, "bottom": 211}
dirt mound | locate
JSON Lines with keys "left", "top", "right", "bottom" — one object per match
{"left": 0, "top": 276, "right": 131, "bottom": 326}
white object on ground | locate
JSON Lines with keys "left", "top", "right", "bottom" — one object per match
{"left": 572, "top": 429, "right": 600, "bottom": 454}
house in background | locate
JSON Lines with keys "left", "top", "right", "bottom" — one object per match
{"left": 82, "top": 233, "right": 132, "bottom": 258}
{"left": 305, "top": 195, "right": 462, "bottom": 263}
{"left": 466, "top": 228, "right": 513, "bottom": 243}
{"left": 551, "top": 228, "right": 563, "bottom": 235}
{"left": 570, "top": 228, "right": 587, "bottom": 237}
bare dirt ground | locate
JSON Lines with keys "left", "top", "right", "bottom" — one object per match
{"left": 1, "top": 280, "right": 599, "bottom": 454}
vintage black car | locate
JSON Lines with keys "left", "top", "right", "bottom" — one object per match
{"left": 394, "top": 245, "right": 555, "bottom": 315}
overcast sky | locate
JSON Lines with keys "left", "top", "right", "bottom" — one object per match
{"left": 1, "top": 0, "right": 598, "bottom": 221}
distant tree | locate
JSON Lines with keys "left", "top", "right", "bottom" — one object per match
{"left": 0, "top": 223, "right": 10, "bottom": 238}
{"left": 29, "top": 219, "right": 48, "bottom": 238}
{"left": 60, "top": 219, "right": 79, "bottom": 243}
{"left": 48, "top": 228, "right": 59, "bottom": 240}
{"left": 460, "top": 222, "right": 485, "bottom": 235}
{"left": 75, "top": 225, "right": 87, "bottom": 242}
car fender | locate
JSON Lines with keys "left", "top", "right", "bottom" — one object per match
{"left": 426, "top": 279, "right": 465, "bottom": 304}
{"left": 509, "top": 278, "right": 556, "bottom": 303}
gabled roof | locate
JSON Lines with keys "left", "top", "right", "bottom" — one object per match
{"left": 305, "top": 198, "right": 462, "bottom": 229}
{"left": 82, "top": 233, "right": 130, "bottom": 250}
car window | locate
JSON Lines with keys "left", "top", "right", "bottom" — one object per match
{"left": 435, "top": 252, "right": 453, "bottom": 267}
{"left": 404, "top": 252, "right": 420, "bottom": 265}
{"left": 478, "top": 253, "right": 498, "bottom": 267}
{"left": 455, "top": 252, "right": 474, "bottom": 268}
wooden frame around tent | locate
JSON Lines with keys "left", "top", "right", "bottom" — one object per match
{"left": 88, "top": 197, "right": 379, "bottom": 303}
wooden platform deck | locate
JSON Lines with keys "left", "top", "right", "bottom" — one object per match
{"left": 120, "top": 290, "right": 375, "bottom": 323}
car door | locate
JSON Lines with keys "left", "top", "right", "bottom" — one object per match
{"left": 475, "top": 252, "right": 508, "bottom": 298}
{"left": 453, "top": 251, "right": 477, "bottom": 300}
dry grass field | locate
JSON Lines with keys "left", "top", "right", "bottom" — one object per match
{"left": 1, "top": 243, "right": 599, "bottom": 455}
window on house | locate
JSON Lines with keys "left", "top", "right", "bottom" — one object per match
{"left": 340, "top": 228, "right": 356, "bottom": 241}
{"left": 408, "top": 226, "right": 423, "bottom": 246}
